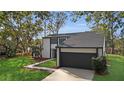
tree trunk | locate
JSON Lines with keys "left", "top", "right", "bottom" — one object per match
{"left": 111, "top": 39, "right": 115, "bottom": 54}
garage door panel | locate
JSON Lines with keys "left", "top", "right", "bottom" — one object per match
{"left": 60, "top": 52, "right": 96, "bottom": 69}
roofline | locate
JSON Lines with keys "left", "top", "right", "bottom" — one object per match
{"left": 42, "top": 31, "right": 91, "bottom": 39}
{"left": 56, "top": 31, "right": 89, "bottom": 35}
{"left": 43, "top": 35, "right": 69, "bottom": 39}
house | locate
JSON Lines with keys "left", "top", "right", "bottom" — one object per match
{"left": 42, "top": 32, "right": 105, "bottom": 69}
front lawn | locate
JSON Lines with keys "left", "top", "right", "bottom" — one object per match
{"left": 37, "top": 59, "right": 56, "bottom": 68}
{"left": 93, "top": 54, "right": 124, "bottom": 81}
{"left": 0, "top": 56, "right": 50, "bottom": 81}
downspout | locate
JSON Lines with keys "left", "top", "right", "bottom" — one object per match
{"left": 103, "top": 36, "right": 106, "bottom": 56}
{"left": 50, "top": 38, "right": 51, "bottom": 58}
{"left": 57, "top": 37, "right": 59, "bottom": 45}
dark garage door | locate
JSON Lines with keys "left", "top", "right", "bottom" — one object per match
{"left": 60, "top": 52, "right": 97, "bottom": 70}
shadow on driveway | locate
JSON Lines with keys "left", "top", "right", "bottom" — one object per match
{"left": 43, "top": 67, "right": 95, "bottom": 81}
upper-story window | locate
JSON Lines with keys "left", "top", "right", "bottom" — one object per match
{"left": 51, "top": 37, "right": 58, "bottom": 44}
{"left": 50, "top": 36, "right": 68, "bottom": 45}
{"left": 58, "top": 37, "right": 67, "bottom": 45}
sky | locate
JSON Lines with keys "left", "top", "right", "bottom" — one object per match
{"left": 38, "top": 15, "right": 91, "bottom": 39}
{"left": 59, "top": 16, "right": 91, "bottom": 34}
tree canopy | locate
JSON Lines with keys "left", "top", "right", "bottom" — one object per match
{"left": 0, "top": 11, "right": 67, "bottom": 57}
{"left": 72, "top": 11, "right": 124, "bottom": 55}
{"left": 1, "top": 11, "right": 124, "bottom": 57}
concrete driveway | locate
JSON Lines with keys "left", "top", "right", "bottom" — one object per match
{"left": 43, "top": 67, "right": 95, "bottom": 81}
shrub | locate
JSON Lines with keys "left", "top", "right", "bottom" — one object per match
{"left": 31, "top": 46, "right": 41, "bottom": 58}
{"left": 92, "top": 56, "right": 107, "bottom": 75}
{"left": 6, "top": 48, "right": 16, "bottom": 57}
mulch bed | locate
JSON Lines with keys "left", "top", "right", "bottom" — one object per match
{"left": 33, "top": 57, "right": 49, "bottom": 62}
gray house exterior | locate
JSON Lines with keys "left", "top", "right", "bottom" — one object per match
{"left": 42, "top": 32, "right": 105, "bottom": 70}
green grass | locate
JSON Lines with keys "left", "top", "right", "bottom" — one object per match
{"left": 37, "top": 59, "right": 56, "bottom": 68}
{"left": 0, "top": 56, "right": 50, "bottom": 81}
{"left": 93, "top": 54, "right": 124, "bottom": 81}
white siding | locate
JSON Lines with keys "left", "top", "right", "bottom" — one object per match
{"left": 61, "top": 48, "right": 96, "bottom": 53}
{"left": 51, "top": 44, "right": 57, "bottom": 58}
{"left": 51, "top": 44, "right": 57, "bottom": 49}
{"left": 42, "top": 38, "right": 50, "bottom": 58}
{"left": 57, "top": 48, "right": 60, "bottom": 67}
{"left": 98, "top": 48, "right": 103, "bottom": 57}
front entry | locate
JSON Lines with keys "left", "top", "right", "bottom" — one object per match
{"left": 51, "top": 49, "right": 56, "bottom": 58}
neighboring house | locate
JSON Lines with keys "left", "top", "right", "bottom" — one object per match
{"left": 42, "top": 32, "right": 105, "bottom": 70}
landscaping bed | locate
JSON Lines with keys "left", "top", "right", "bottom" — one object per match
{"left": 93, "top": 54, "right": 124, "bottom": 81}
{"left": 33, "top": 56, "right": 49, "bottom": 62}
{"left": 36, "top": 59, "right": 57, "bottom": 68}
{"left": 0, "top": 56, "right": 50, "bottom": 81}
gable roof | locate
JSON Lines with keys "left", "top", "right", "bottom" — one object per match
{"left": 58, "top": 32, "right": 104, "bottom": 48}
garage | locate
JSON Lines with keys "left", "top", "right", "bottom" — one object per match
{"left": 60, "top": 52, "right": 97, "bottom": 69}
{"left": 57, "top": 47, "right": 99, "bottom": 70}
{"left": 56, "top": 32, "right": 105, "bottom": 70}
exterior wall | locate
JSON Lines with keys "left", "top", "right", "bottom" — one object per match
{"left": 51, "top": 49, "right": 57, "bottom": 58}
{"left": 57, "top": 48, "right": 60, "bottom": 67}
{"left": 51, "top": 44, "right": 57, "bottom": 58}
{"left": 51, "top": 44, "right": 57, "bottom": 49}
{"left": 50, "top": 36, "right": 67, "bottom": 45}
{"left": 42, "top": 38, "right": 50, "bottom": 58}
{"left": 59, "top": 48, "right": 103, "bottom": 57}
{"left": 60, "top": 48, "right": 96, "bottom": 53}
{"left": 98, "top": 48, "right": 103, "bottom": 57}
{"left": 51, "top": 37, "right": 58, "bottom": 44}
{"left": 103, "top": 37, "right": 106, "bottom": 56}
{"left": 58, "top": 37, "right": 67, "bottom": 45}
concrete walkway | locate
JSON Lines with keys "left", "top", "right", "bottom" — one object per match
{"left": 24, "top": 58, "right": 56, "bottom": 73}
{"left": 43, "top": 67, "right": 95, "bottom": 81}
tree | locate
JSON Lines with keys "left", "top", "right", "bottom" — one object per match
{"left": 47, "top": 12, "right": 67, "bottom": 35}
{"left": 120, "top": 28, "right": 124, "bottom": 55}
{"left": 72, "top": 11, "right": 124, "bottom": 54}
{"left": 118, "top": 12, "right": 124, "bottom": 55}
{"left": 33, "top": 11, "right": 51, "bottom": 37}
{"left": 0, "top": 11, "right": 50, "bottom": 56}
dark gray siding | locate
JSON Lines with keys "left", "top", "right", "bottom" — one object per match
{"left": 50, "top": 37, "right": 58, "bottom": 44}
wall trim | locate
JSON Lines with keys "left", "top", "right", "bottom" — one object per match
{"left": 56, "top": 46, "right": 103, "bottom": 48}
{"left": 56, "top": 48, "right": 60, "bottom": 67}
{"left": 60, "top": 48, "right": 96, "bottom": 53}
{"left": 59, "top": 48, "right": 60, "bottom": 67}
{"left": 50, "top": 38, "right": 51, "bottom": 58}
